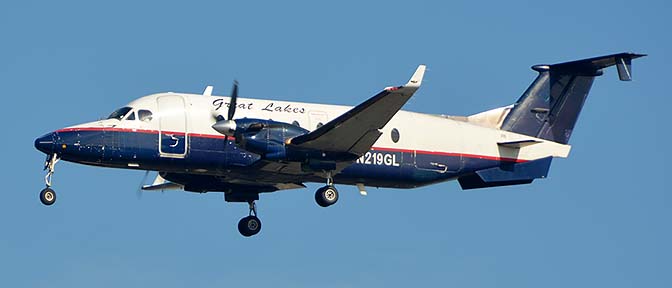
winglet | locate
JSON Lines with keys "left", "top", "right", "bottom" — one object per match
{"left": 406, "top": 64, "right": 426, "bottom": 88}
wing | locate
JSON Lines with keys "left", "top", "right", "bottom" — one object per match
{"left": 154, "top": 172, "right": 307, "bottom": 194}
{"left": 289, "top": 65, "right": 426, "bottom": 156}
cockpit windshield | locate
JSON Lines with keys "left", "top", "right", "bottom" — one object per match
{"left": 107, "top": 107, "right": 132, "bottom": 120}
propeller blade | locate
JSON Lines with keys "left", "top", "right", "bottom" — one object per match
{"left": 228, "top": 80, "right": 239, "bottom": 120}
{"left": 212, "top": 80, "right": 240, "bottom": 140}
{"left": 136, "top": 170, "right": 151, "bottom": 200}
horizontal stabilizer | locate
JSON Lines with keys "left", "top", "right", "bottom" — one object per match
{"left": 458, "top": 157, "right": 552, "bottom": 190}
{"left": 497, "top": 139, "right": 542, "bottom": 148}
{"left": 549, "top": 52, "right": 646, "bottom": 81}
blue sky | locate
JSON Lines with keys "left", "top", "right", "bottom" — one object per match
{"left": 1, "top": 0, "right": 670, "bottom": 287}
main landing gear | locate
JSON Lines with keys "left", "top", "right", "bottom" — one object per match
{"left": 40, "top": 154, "right": 59, "bottom": 206}
{"left": 238, "top": 201, "right": 262, "bottom": 237}
{"left": 315, "top": 172, "right": 339, "bottom": 207}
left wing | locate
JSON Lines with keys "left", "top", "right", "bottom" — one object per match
{"left": 289, "top": 65, "right": 426, "bottom": 156}
{"left": 142, "top": 173, "right": 183, "bottom": 191}
{"left": 149, "top": 172, "right": 307, "bottom": 194}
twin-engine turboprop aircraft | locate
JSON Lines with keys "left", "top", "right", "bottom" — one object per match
{"left": 35, "top": 53, "right": 645, "bottom": 237}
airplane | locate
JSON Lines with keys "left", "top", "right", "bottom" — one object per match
{"left": 35, "top": 52, "right": 645, "bottom": 237}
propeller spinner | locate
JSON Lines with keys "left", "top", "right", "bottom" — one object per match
{"left": 212, "top": 81, "right": 239, "bottom": 137}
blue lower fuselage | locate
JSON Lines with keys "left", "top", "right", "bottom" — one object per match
{"left": 35, "top": 128, "right": 518, "bottom": 191}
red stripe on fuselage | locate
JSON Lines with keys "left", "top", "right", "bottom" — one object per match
{"left": 56, "top": 127, "right": 526, "bottom": 163}
{"left": 371, "top": 147, "right": 526, "bottom": 163}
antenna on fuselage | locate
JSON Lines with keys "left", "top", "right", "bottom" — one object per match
{"left": 202, "top": 85, "right": 214, "bottom": 96}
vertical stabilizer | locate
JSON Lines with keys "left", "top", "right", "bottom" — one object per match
{"left": 501, "top": 53, "right": 645, "bottom": 144}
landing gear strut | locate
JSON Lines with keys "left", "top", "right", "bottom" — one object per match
{"left": 40, "top": 154, "right": 59, "bottom": 206}
{"left": 315, "top": 172, "right": 339, "bottom": 207}
{"left": 238, "top": 201, "right": 262, "bottom": 237}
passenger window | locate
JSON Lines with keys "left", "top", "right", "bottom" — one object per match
{"left": 391, "top": 128, "right": 400, "bottom": 143}
{"left": 138, "top": 110, "right": 153, "bottom": 122}
{"left": 126, "top": 112, "right": 136, "bottom": 121}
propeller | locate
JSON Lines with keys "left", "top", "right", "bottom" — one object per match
{"left": 212, "top": 81, "right": 239, "bottom": 138}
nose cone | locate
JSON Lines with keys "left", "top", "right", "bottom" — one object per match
{"left": 35, "top": 132, "right": 55, "bottom": 154}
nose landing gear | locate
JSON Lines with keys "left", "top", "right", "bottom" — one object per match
{"left": 238, "top": 201, "right": 262, "bottom": 237}
{"left": 40, "top": 154, "right": 59, "bottom": 206}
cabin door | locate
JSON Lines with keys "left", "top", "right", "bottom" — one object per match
{"left": 157, "top": 95, "right": 188, "bottom": 158}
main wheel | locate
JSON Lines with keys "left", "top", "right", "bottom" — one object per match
{"left": 238, "top": 215, "right": 262, "bottom": 237}
{"left": 40, "top": 188, "right": 56, "bottom": 206}
{"left": 315, "top": 185, "right": 339, "bottom": 207}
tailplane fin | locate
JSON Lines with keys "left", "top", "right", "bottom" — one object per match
{"left": 501, "top": 53, "right": 645, "bottom": 144}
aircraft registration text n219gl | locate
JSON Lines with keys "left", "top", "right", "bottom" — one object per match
{"left": 34, "top": 53, "right": 645, "bottom": 237}
{"left": 356, "top": 152, "right": 401, "bottom": 167}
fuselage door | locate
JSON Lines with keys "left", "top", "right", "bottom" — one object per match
{"left": 157, "top": 95, "right": 188, "bottom": 158}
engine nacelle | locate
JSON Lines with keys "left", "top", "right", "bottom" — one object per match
{"left": 233, "top": 118, "right": 309, "bottom": 161}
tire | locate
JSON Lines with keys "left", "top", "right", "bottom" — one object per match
{"left": 315, "top": 186, "right": 339, "bottom": 207}
{"left": 238, "top": 215, "right": 262, "bottom": 237}
{"left": 40, "top": 188, "right": 56, "bottom": 206}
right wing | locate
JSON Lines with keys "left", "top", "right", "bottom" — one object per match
{"left": 289, "top": 65, "right": 426, "bottom": 156}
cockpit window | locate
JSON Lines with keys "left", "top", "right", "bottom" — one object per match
{"left": 138, "top": 110, "right": 153, "bottom": 122}
{"left": 107, "top": 107, "right": 132, "bottom": 120}
{"left": 126, "top": 111, "right": 136, "bottom": 121}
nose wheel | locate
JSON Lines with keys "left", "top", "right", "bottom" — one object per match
{"left": 238, "top": 201, "right": 262, "bottom": 237}
{"left": 40, "top": 154, "right": 59, "bottom": 206}
{"left": 40, "top": 187, "right": 56, "bottom": 205}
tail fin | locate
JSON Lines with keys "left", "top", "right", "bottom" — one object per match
{"left": 501, "top": 52, "right": 645, "bottom": 144}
